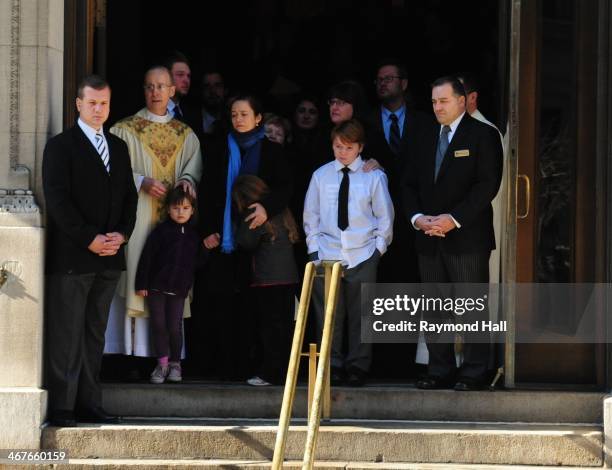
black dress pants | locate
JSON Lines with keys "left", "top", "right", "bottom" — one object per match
{"left": 45, "top": 269, "right": 120, "bottom": 414}
{"left": 417, "top": 250, "right": 490, "bottom": 381}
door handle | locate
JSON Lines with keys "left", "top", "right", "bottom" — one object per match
{"left": 517, "top": 174, "right": 530, "bottom": 219}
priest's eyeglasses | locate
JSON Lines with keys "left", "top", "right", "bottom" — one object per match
{"left": 143, "top": 84, "right": 172, "bottom": 92}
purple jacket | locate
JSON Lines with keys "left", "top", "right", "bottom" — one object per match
{"left": 135, "top": 219, "right": 201, "bottom": 298}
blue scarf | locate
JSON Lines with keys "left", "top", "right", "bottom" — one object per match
{"left": 221, "top": 126, "right": 266, "bottom": 253}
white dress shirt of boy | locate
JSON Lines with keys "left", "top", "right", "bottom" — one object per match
{"left": 303, "top": 155, "right": 394, "bottom": 269}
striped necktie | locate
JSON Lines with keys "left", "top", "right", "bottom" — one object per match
{"left": 95, "top": 132, "right": 110, "bottom": 173}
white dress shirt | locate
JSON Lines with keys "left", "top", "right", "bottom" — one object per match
{"left": 78, "top": 118, "right": 109, "bottom": 170}
{"left": 411, "top": 112, "right": 466, "bottom": 229}
{"left": 303, "top": 156, "right": 394, "bottom": 269}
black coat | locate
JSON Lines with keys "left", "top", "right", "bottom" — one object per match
{"left": 402, "top": 113, "right": 503, "bottom": 255}
{"left": 365, "top": 108, "right": 434, "bottom": 201}
{"left": 134, "top": 219, "right": 201, "bottom": 298}
{"left": 235, "top": 211, "right": 299, "bottom": 286}
{"left": 43, "top": 125, "right": 138, "bottom": 274}
{"left": 197, "top": 136, "right": 292, "bottom": 239}
{"left": 364, "top": 108, "right": 433, "bottom": 282}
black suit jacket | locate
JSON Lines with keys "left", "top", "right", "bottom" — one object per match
{"left": 43, "top": 125, "right": 138, "bottom": 274}
{"left": 402, "top": 113, "right": 503, "bottom": 255}
{"left": 197, "top": 137, "right": 292, "bottom": 239}
{"left": 365, "top": 108, "right": 433, "bottom": 200}
{"left": 176, "top": 99, "right": 205, "bottom": 144}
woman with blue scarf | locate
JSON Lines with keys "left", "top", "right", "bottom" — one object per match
{"left": 193, "top": 94, "right": 292, "bottom": 380}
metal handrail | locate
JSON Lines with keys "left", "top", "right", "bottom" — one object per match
{"left": 302, "top": 261, "right": 342, "bottom": 469}
{"left": 271, "top": 261, "right": 343, "bottom": 470}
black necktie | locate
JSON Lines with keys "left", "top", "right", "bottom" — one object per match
{"left": 389, "top": 113, "right": 401, "bottom": 156}
{"left": 338, "top": 166, "right": 350, "bottom": 231}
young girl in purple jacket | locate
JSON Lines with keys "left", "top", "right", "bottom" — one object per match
{"left": 135, "top": 186, "right": 201, "bottom": 384}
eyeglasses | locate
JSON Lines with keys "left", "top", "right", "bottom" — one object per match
{"left": 297, "top": 107, "right": 318, "bottom": 115}
{"left": 374, "top": 76, "right": 403, "bottom": 85}
{"left": 143, "top": 84, "right": 172, "bottom": 92}
{"left": 328, "top": 99, "right": 349, "bottom": 107}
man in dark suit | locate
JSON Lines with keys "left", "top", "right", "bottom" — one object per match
{"left": 165, "top": 52, "right": 204, "bottom": 143}
{"left": 43, "top": 75, "right": 138, "bottom": 426}
{"left": 366, "top": 59, "right": 430, "bottom": 283}
{"left": 403, "top": 76, "right": 503, "bottom": 391}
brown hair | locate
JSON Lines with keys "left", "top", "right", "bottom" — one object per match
{"left": 330, "top": 118, "right": 366, "bottom": 145}
{"left": 77, "top": 75, "right": 110, "bottom": 99}
{"left": 232, "top": 175, "right": 299, "bottom": 243}
{"left": 263, "top": 113, "right": 293, "bottom": 143}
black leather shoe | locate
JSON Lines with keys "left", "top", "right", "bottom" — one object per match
{"left": 454, "top": 378, "right": 485, "bottom": 391}
{"left": 346, "top": 367, "right": 367, "bottom": 387}
{"left": 77, "top": 407, "right": 122, "bottom": 424}
{"left": 49, "top": 410, "right": 76, "bottom": 427}
{"left": 330, "top": 367, "right": 345, "bottom": 386}
{"left": 416, "top": 375, "right": 453, "bottom": 390}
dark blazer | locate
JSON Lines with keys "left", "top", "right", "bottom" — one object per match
{"left": 365, "top": 108, "right": 433, "bottom": 200}
{"left": 177, "top": 99, "right": 205, "bottom": 145}
{"left": 43, "top": 124, "right": 138, "bottom": 274}
{"left": 197, "top": 136, "right": 292, "bottom": 239}
{"left": 402, "top": 113, "right": 503, "bottom": 255}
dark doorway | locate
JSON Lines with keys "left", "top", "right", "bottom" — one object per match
{"left": 97, "top": 0, "right": 506, "bottom": 382}
{"left": 103, "top": 0, "right": 503, "bottom": 126}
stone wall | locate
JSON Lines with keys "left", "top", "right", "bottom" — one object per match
{"left": 0, "top": 0, "right": 64, "bottom": 199}
{"left": 0, "top": 0, "right": 64, "bottom": 449}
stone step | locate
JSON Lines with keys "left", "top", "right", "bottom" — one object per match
{"left": 101, "top": 382, "right": 604, "bottom": 424}
{"left": 42, "top": 419, "right": 603, "bottom": 467}
{"left": 27, "top": 459, "right": 600, "bottom": 469}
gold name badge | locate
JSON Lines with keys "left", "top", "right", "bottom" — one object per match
{"left": 454, "top": 149, "right": 470, "bottom": 157}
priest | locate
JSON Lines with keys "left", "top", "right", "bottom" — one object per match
{"left": 104, "top": 65, "right": 202, "bottom": 358}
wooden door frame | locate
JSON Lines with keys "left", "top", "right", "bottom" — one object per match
{"left": 505, "top": 0, "right": 611, "bottom": 389}
{"left": 600, "top": 0, "right": 612, "bottom": 390}
{"left": 63, "top": 0, "right": 107, "bottom": 130}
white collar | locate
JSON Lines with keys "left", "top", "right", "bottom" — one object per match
{"left": 139, "top": 107, "right": 173, "bottom": 123}
{"left": 333, "top": 155, "right": 364, "bottom": 172}
{"left": 77, "top": 118, "right": 103, "bottom": 136}
{"left": 441, "top": 111, "right": 466, "bottom": 134}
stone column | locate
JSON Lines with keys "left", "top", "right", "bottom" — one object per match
{"left": 606, "top": 395, "right": 612, "bottom": 467}
{"left": 0, "top": 0, "right": 64, "bottom": 449}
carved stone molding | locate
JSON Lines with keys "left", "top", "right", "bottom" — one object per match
{"left": 0, "top": 189, "right": 39, "bottom": 214}
{"left": 9, "top": 0, "right": 21, "bottom": 170}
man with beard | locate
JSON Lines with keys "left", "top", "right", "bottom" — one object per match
{"left": 366, "top": 59, "right": 429, "bottom": 283}
{"left": 201, "top": 70, "right": 228, "bottom": 139}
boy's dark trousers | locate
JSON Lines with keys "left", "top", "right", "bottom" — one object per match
{"left": 311, "top": 250, "right": 380, "bottom": 373}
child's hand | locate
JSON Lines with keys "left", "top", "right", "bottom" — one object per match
{"left": 245, "top": 203, "right": 268, "bottom": 229}
{"left": 203, "top": 233, "right": 220, "bottom": 249}
{"left": 136, "top": 289, "right": 148, "bottom": 297}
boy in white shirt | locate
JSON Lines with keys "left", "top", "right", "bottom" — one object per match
{"left": 303, "top": 119, "right": 394, "bottom": 386}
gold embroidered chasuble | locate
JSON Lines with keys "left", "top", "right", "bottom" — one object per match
{"left": 110, "top": 108, "right": 202, "bottom": 319}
